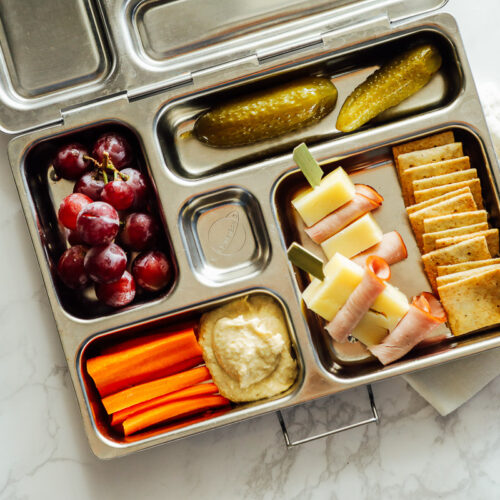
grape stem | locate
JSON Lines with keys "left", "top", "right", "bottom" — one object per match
{"left": 83, "top": 153, "right": 129, "bottom": 183}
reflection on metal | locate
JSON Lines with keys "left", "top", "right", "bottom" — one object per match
{"left": 5, "top": 3, "right": 500, "bottom": 459}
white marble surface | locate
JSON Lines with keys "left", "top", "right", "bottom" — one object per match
{"left": 2, "top": 1, "right": 500, "bottom": 499}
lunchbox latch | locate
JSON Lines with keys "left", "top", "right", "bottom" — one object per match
{"left": 61, "top": 91, "right": 130, "bottom": 125}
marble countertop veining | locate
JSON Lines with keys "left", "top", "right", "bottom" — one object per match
{"left": 2, "top": 1, "right": 500, "bottom": 499}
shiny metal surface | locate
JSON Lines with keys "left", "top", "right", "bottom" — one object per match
{"left": 179, "top": 187, "right": 270, "bottom": 285}
{"left": 6, "top": 7, "right": 500, "bottom": 459}
{"left": 0, "top": 0, "right": 445, "bottom": 132}
{"left": 157, "top": 30, "right": 456, "bottom": 179}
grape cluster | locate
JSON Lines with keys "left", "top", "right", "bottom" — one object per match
{"left": 55, "top": 132, "right": 173, "bottom": 308}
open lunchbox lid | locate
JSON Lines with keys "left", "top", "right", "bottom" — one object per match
{"left": 0, "top": 0, "right": 447, "bottom": 134}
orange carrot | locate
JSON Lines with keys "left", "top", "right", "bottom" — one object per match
{"left": 100, "top": 323, "right": 198, "bottom": 355}
{"left": 87, "top": 328, "right": 202, "bottom": 397}
{"left": 124, "top": 409, "right": 230, "bottom": 441}
{"left": 102, "top": 366, "right": 211, "bottom": 414}
{"left": 110, "top": 383, "right": 219, "bottom": 426}
{"left": 122, "top": 395, "right": 231, "bottom": 436}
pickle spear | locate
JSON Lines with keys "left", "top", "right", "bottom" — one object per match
{"left": 194, "top": 77, "right": 338, "bottom": 148}
{"left": 336, "top": 44, "right": 442, "bottom": 133}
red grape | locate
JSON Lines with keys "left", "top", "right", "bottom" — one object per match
{"left": 120, "top": 213, "right": 158, "bottom": 251}
{"left": 57, "top": 246, "right": 89, "bottom": 289}
{"left": 95, "top": 270, "right": 136, "bottom": 307}
{"left": 66, "top": 229, "right": 85, "bottom": 246}
{"left": 84, "top": 243, "right": 127, "bottom": 284}
{"left": 58, "top": 193, "right": 92, "bottom": 230}
{"left": 121, "top": 168, "right": 149, "bottom": 209}
{"left": 101, "top": 180, "right": 134, "bottom": 210}
{"left": 74, "top": 170, "right": 105, "bottom": 200}
{"left": 93, "top": 133, "right": 132, "bottom": 170}
{"left": 76, "top": 201, "right": 120, "bottom": 246}
{"left": 132, "top": 251, "right": 172, "bottom": 292}
{"left": 53, "top": 143, "right": 91, "bottom": 180}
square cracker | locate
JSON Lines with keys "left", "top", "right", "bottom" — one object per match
{"left": 436, "top": 264, "right": 500, "bottom": 287}
{"left": 398, "top": 142, "right": 464, "bottom": 171}
{"left": 422, "top": 223, "right": 489, "bottom": 254}
{"left": 422, "top": 236, "right": 491, "bottom": 291}
{"left": 408, "top": 192, "right": 477, "bottom": 248}
{"left": 413, "top": 169, "right": 478, "bottom": 191}
{"left": 437, "top": 258, "right": 500, "bottom": 276}
{"left": 392, "top": 131, "right": 455, "bottom": 179}
{"left": 423, "top": 210, "right": 488, "bottom": 233}
{"left": 435, "top": 228, "right": 499, "bottom": 256}
{"left": 438, "top": 268, "right": 500, "bottom": 335}
{"left": 401, "top": 156, "right": 470, "bottom": 205}
{"left": 414, "top": 179, "right": 483, "bottom": 209}
{"left": 407, "top": 187, "right": 471, "bottom": 215}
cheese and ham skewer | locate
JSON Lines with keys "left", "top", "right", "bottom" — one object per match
{"left": 305, "top": 184, "right": 383, "bottom": 244}
{"left": 368, "top": 292, "right": 446, "bottom": 365}
{"left": 326, "top": 256, "right": 391, "bottom": 343}
{"left": 351, "top": 231, "right": 408, "bottom": 266}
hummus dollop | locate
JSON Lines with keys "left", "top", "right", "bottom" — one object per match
{"left": 199, "top": 295, "right": 298, "bottom": 402}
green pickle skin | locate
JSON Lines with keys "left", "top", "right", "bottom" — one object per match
{"left": 336, "top": 44, "right": 442, "bottom": 133}
{"left": 194, "top": 77, "right": 338, "bottom": 148}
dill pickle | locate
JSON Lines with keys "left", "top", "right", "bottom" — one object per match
{"left": 336, "top": 44, "right": 442, "bottom": 133}
{"left": 194, "top": 77, "right": 338, "bottom": 148}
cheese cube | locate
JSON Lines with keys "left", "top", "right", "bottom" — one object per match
{"left": 352, "top": 311, "right": 391, "bottom": 347}
{"left": 302, "top": 253, "right": 409, "bottom": 323}
{"left": 320, "top": 213, "right": 383, "bottom": 259}
{"left": 291, "top": 167, "right": 355, "bottom": 227}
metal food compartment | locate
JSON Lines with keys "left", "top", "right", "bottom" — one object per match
{"left": 5, "top": 0, "right": 500, "bottom": 458}
{"left": 274, "top": 126, "right": 500, "bottom": 379}
{"left": 157, "top": 29, "right": 460, "bottom": 179}
{"left": 78, "top": 289, "right": 303, "bottom": 446}
{"left": 179, "top": 187, "right": 270, "bottom": 285}
{"left": 21, "top": 122, "right": 177, "bottom": 319}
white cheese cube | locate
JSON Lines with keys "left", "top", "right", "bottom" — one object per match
{"left": 320, "top": 213, "right": 383, "bottom": 259}
{"left": 302, "top": 253, "right": 409, "bottom": 323}
{"left": 351, "top": 311, "right": 391, "bottom": 347}
{"left": 291, "top": 167, "right": 355, "bottom": 227}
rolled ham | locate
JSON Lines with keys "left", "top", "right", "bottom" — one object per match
{"left": 305, "top": 184, "right": 383, "bottom": 244}
{"left": 354, "top": 184, "right": 384, "bottom": 205}
{"left": 351, "top": 231, "right": 408, "bottom": 266}
{"left": 368, "top": 292, "right": 446, "bottom": 365}
{"left": 326, "top": 256, "right": 391, "bottom": 343}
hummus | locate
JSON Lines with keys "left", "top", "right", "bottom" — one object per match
{"left": 199, "top": 295, "right": 298, "bottom": 402}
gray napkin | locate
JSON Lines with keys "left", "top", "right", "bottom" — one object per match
{"left": 404, "top": 82, "right": 500, "bottom": 416}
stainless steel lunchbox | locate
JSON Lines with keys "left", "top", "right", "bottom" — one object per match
{"left": 3, "top": 0, "right": 500, "bottom": 458}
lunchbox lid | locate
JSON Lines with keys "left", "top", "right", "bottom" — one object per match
{"left": 0, "top": 0, "right": 447, "bottom": 134}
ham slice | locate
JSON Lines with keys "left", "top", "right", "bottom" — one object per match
{"left": 326, "top": 256, "right": 391, "bottom": 343}
{"left": 368, "top": 292, "right": 446, "bottom": 365}
{"left": 305, "top": 184, "right": 383, "bottom": 244}
{"left": 354, "top": 184, "right": 384, "bottom": 205}
{"left": 352, "top": 231, "right": 408, "bottom": 266}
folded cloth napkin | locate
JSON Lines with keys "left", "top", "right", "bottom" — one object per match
{"left": 404, "top": 82, "right": 500, "bottom": 416}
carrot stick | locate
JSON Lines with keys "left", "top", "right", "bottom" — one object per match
{"left": 87, "top": 328, "right": 202, "bottom": 397}
{"left": 102, "top": 366, "right": 211, "bottom": 414}
{"left": 124, "top": 409, "right": 230, "bottom": 441}
{"left": 122, "top": 395, "right": 231, "bottom": 436}
{"left": 110, "top": 383, "right": 219, "bottom": 426}
{"left": 100, "top": 322, "right": 198, "bottom": 355}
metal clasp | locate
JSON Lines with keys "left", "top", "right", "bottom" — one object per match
{"left": 277, "top": 385, "right": 379, "bottom": 448}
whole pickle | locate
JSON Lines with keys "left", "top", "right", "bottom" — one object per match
{"left": 194, "top": 77, "right": 338, "bottom": 148}
{"left": 336, "top": 44, "right": 442, "bottom": 133}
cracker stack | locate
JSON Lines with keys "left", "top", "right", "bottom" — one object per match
{"left": 392, "top": 132, "right": 500, "bottom": 336}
